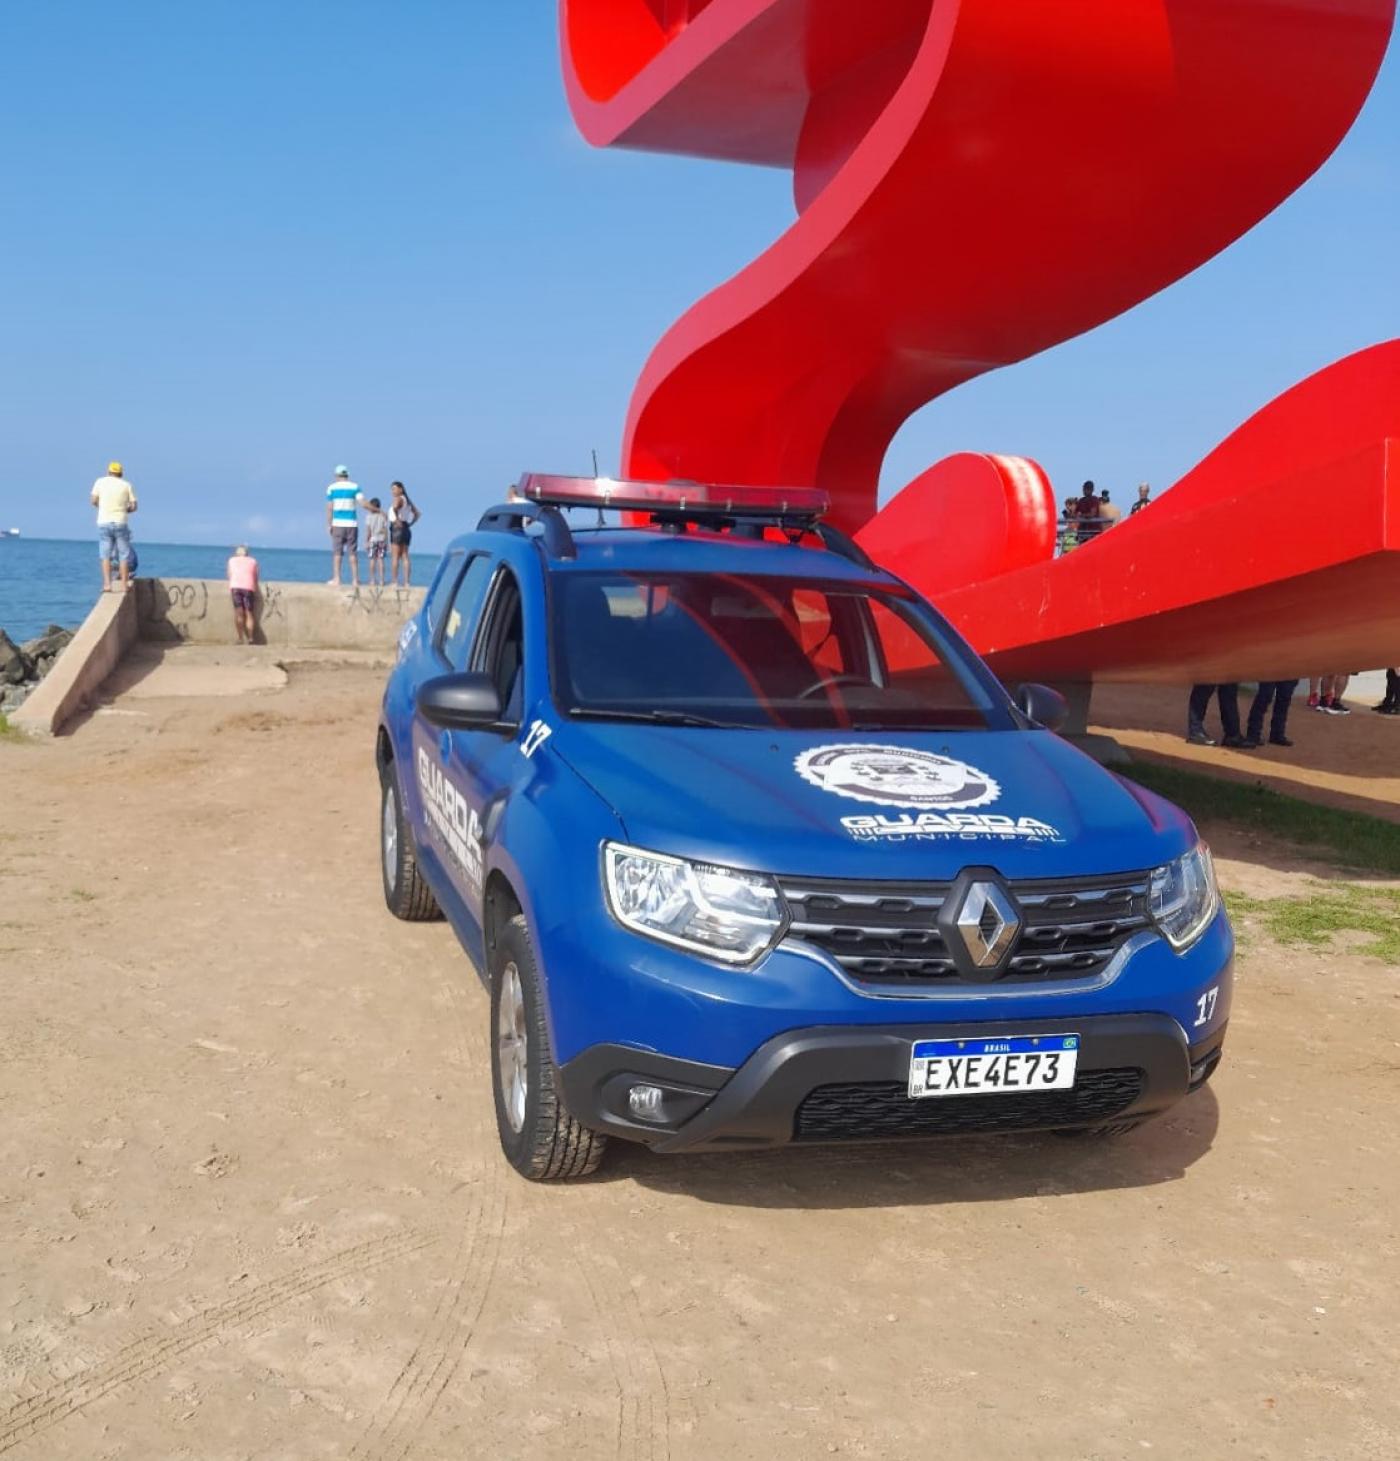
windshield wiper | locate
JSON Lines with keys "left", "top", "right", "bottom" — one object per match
{"left": 568, "top": 707, "right": 735, "bottom": 729}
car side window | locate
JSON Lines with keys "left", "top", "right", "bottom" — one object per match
{"left": 424, "top": 552, "right": 465, "bottom": 642}
{"left": 472, "top": 569, "right": 525, "bottom": 725}
{"left": 438, "top": 555, "right": 495, "bottom": 670}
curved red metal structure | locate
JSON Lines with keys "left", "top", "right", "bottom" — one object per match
{"left": 560, "top": 0, "right": 1397, "bottom": 681}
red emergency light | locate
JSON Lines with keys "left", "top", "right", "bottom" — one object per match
{"left": 517, "top": 473, "right": 830, "bottom": 521}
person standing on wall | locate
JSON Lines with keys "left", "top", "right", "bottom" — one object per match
{"left": 92, "top": 461, "right": 138, "bottom": 594}
{"left": 388, "top": 480, "right": 421, "bottom": 587}
{"left": 1130, "top": 482, "right": 1152, "bottom": 515}
{"left": 228, "top": 544, "right": 260, "bottom": 644}
{"left": 364, "top": 497, "right": 390, "bottom": 587}
{"left": 326, "top": 465, "right": 364, "bottom": 588}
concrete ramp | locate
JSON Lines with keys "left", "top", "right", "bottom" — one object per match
{"left": 13, "top": 579, "right": 424, "bottom": 735}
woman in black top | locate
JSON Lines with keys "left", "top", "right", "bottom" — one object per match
{"left": 388, "top": 481, "right": 421, "bottom": 587}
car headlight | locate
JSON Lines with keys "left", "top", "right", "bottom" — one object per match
{"left": 603, "top": 842, "right": 786, "bottom": 965}
{"left": 1150, "top": 839, "right": 1219, "bottom": 951}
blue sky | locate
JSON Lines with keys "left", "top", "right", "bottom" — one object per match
{"left": 1, "top": 1, "right": 1395, "bottom": 552}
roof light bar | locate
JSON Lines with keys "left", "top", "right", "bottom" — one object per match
{"left": 517, "top": 473, "right": 830, "bottom": 521}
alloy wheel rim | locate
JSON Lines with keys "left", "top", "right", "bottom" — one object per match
{"left": 382, "top": 784, "right": 398, "bottom": 889}
{"left": 497, "top": 962, "right": 528, "bottom": 1133}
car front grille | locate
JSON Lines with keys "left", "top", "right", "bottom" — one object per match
{"left": 776, "top": 871, "right": 1153, "bottom": 990}
{"left": 794, "top": 1068, "right": 1144, "bottom": 1142}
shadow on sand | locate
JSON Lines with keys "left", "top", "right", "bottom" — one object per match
{"left": 588, "top": 1087, "right": 1219, "bottom": 1211}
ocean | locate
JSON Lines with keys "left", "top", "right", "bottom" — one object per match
{"left": 0, "top": 537, "right": 441, "bottom": 643}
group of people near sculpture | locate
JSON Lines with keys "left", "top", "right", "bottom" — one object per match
{"left": 1059, "top": 479, "right": 1150, "bottom": 549}
{"left": 1187, "top": 672, "right": 1400, "bottom": 749}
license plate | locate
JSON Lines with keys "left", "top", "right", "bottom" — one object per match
{"left": 907, "top": 1034, "right": 1079, "bottom": 1100}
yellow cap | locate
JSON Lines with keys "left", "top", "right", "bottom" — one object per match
{"left": 108, "top": 461, "right": 123, "bottom": 476}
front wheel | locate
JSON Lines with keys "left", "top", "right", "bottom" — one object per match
{"left": 380, "top": 767, "right": 442, "bottom": 921}
{"left": 491, "top": 914, "right": 608, "bottom": 1181}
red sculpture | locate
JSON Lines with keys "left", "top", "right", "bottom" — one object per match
{"left": 560, "top": 0, "right": 1397, "bottom": 682}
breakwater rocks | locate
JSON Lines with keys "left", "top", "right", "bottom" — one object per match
{"left": 0, "top": 625, "right": 75, "bottom": 715}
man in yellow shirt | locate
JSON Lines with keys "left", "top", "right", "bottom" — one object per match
{"left": 91, "top": 461, "right": 138, "bottom": 593}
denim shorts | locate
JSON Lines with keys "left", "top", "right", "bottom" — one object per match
{"left": 99, "top": 522, "right": 132, "bottom": 562}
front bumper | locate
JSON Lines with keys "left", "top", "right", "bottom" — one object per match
{"left": 559, "top": 1013, "right": 1226, "bottom": 1152}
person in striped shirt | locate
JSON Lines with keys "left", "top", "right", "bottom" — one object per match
{"left": 326, "top": 465, "right": 365, "bottom": 587}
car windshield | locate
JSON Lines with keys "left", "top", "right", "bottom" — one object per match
{"left": 550, "top": 570, "right": 1007, "bottom": 731}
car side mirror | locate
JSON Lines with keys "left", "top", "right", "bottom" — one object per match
{"left": 1015, "top": 682, "right": 1069, "bottom": 732}
{"left": 416, "top": 672, "right": 503, "bottom": 730}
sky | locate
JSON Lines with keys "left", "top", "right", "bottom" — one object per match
{"left": 1, "top": 1, "right": 1396, "bottom": 553}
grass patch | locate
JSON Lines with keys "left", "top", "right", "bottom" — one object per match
{"left": 0, "top": 714, "right": 21, "bottom": 740}
{"left": 1123, "top": 760, "right": 1400, "bottom": 876}
{"left": 1225, "top": 885, "right": 1400, "bottom": 965}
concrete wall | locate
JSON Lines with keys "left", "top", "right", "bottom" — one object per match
{"left": 11, "top": 589, "right": 139, "bottom": 736}
{"left": 137, "top": 578, "right": 425, "bottom": 651}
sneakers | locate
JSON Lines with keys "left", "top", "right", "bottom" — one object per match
{"left": 1186, "top": 730, "right": 1217, "bottom": 746}
{"left": 1323, "top": 699, "right": 1350, "bottom": 716}
{"left": 1307, "top": 693, "right": 1321, "bottom": 710}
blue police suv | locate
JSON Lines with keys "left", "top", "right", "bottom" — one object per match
{"left": 377, "top": 475, "right": 1232, "bottom": 1181}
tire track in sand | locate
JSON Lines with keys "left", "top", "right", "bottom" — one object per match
{"left": 0, "top": 1227, "right": 437, "bottom": 1456}
{"left": 349, "top": 1176, "right": 507, "bottom": 1461}
{"left": 348, "top": 954, "right": 507, "bottom": 1461}
{"left": 570, "top": 1230, "right": 684, "bottom": 1461}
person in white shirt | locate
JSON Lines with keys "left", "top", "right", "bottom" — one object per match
{"left": 92, "top": 461, "right": 138, "bottom": 593}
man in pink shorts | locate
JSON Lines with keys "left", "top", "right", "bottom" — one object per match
{"left": 227, "top": 545, "right": 260, "bottom": 644}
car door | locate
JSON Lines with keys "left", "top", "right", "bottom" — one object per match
{"left": 439, "top": 565, "right": 532, "bottom": 947}
{"left": 409, "top": 551, "right": 496, "bottom": 909}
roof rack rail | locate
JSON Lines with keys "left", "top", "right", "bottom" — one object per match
{"left": 476, "top": 501, "right": 577, "bottom": 560}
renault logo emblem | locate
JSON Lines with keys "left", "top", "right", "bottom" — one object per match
{"left": 953, "top": 881, "right": 1020, "bottom": 970}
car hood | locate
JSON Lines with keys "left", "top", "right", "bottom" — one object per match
{"left": 547, "top": 722, "right": 1194, "bottom": 881}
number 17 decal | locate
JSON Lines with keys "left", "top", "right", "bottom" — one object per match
{"left": 1194, "top": 986, "right": 1219, "bottom": 1027}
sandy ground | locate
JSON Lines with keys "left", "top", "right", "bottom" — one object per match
{"left": 1091, "top": 680, "right": 1400, "bottom": 822}
{"left": 2, "top": 658, "right": 1399, "bottom": 1461}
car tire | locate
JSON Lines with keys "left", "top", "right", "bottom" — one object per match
{"left": 491, "top": 913, "right": 608, "bottom": 1181}
{"left": 380, "top": 765, "right": 442, "bottom": 922}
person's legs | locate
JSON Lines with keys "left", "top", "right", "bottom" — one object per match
{"left": 115, "top": 527, "right": 132, "bottom": 591}
{"left": 328, "top": 542, "right": 342, "bottom": 586}
{"left": 1323, "top": 673, "right": 1351, "bottom": 714}
{"left": 1246, "top": 682, "right": 1272, "bottom": 742}
{"left": 1381, "top": 668, "right": 1400, "bottom": 714}
{"left": 1270, "top": 679, "right": 1299, "bottom": 743}
{"left": 1187, "top": 684, "right": 1215, "bottom": 743}
{"left": 1216, "top": 683, "right": 1243, "bottom": 742}
{"left": 231, "top": 592, "right": 245, "bottom": 643}
{"left": 402, "top": 548, "right": 412, "bottom": 586}
{"left": 389, "top": 543, "right": 402, "bottom": 585}
{"left": 99, "top": 529, "right": 113, "bottom": 592}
